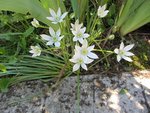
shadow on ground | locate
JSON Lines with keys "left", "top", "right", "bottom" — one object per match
{"left": 0, "top": 71, "right": 150, "bottom": 113}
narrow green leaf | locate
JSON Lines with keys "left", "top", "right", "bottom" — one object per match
{"left": 0, "top": 64, "right": 7, "bottom": 72}
{"left": 23, "top": 27, "right": 34, "bottom": 37}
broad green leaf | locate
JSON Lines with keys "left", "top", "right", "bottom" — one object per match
{"left": 114, "top": 0, "right": 150, "bottom": 36}
{"left": 120, "top": 0, "right": 150, "bottom": 35}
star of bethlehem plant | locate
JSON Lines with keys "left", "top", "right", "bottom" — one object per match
{"left": 29, "top": 5, "right": 135, "bottom": 73}
{"left": 70, "top": 39, "right": 98, "bottom": 72}
{"left": 29, "top": 46, "right": 41, "bottom": 57}
{"left": 46, "top": 8, "right": 68, "bottom": 24}
{"left": 71, "top": 20, "right": 90, "bottom": 44}
{"left": 31, "top": 18, "right": 40, "bottom": 28}
{"left": 97, "top": 4, "right": 109, "bottom": 18}
{"left": 114, "top": 42, "right": 134, "bottom": 62}
{"left": 40, "top": 27, "right": 64, "bottom": 47}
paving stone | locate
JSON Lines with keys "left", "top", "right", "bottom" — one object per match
{"left": 0, "top": 72, "right": 150, "bottom": 113}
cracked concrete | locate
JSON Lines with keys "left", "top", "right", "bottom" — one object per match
{"left": 0, "top": 72, "right": 150, "bottom": 113}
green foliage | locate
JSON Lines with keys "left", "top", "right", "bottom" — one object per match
{"left": 0, "top": 78, "right": 11, "bottom": 92}
{"left": 0, "top": 0, "right": 58, "bottom": 29}
{"left": 0, "top": 0, "right": 149, "bottom": 95}
{"left": 0, "top": 55, "right": 71, "bottom": 84}
{"left": 114, "top": 0, "right": 150, "bottom": 36}
{"left": 71, "top": 0, "right": 89, "bottom": 21}
{"left": 0, "top": 64, "right": 7, "bottom": 72}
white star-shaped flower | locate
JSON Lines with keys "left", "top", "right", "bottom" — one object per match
{"left": 71, "top": 20, "right": 89, "bottom": 44}
{"left": 71, "top": 19, "right": 83, "bottom": 32}
{"left": 114, "top": 42, "right": 134, "bottom": 62}
{"left": 31, "top": 18, "right": 40, "bottom": 28}
{"left": 29, "top": 46, "right": 41, "bottom": 57}
{"left": 40, "top": 27, "right": 64, "bottom": 47}
{"left": 46, "top": 8, "right": 68, "bottom": 24}
{"left": 69, "top": 54, "right": 93, "bottom": 72}
{"left": 75, "top": 39, "right": 98, "bottom": 59}
{"left": 97, "top": 4, "right": 109, "bottom": 18}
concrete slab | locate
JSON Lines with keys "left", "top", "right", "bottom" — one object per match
{"left": 0, "top": 72, "right": 150, "bottom": 113}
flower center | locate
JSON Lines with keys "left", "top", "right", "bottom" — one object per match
{"left": 55, "top": 16, "right": 60, "bottom": 22}
{"left": 81, "top": 48, "right": 88, "bottom": 55}
{"left": 77, "top": 58, "right": 83, "bottom": 64}
{"left": 76, "top": 32, "right": 83, "bottom": 38}
{"left": 35, "top": 48, "right": 41, "bottom": 54}
{"left": 119, "top": 50, "right": 125, "bottom": 56}
{"left": 53, "top": 37, "right": 58, "bottom": 42}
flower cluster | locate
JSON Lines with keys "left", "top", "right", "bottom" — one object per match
{"left": 29, "top": 5, "right": 135, "bottom": 72}
{"left": 69, "top": 20, "right": 98, "bottom": 72}
{"left": 70, "top": 39, "right": 98, "bottom": 72}
{"left": 71, "top": 20, "right": 90, "bottom": 44}
{"left": 29, "top": 7, "right": 68, "bottom": 57}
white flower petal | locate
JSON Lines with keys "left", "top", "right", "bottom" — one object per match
{"left": 85, "top": 57, "right": 93, "bottom": 64}
{"left": 88, "top": 52, "right": 98, "bottom": 59}
{"left": 100, "top": 11, "right": 109, "bottom": 18}
{"left": 102, "top": 4, "right": 107, "bottom": 10}
{"left": 78, "top": 38, "right": 84, "bottom": 44}
{"left": 83, "top": 33, "right": 90, "bottom": 38}
{"left": 31, "top": 18, "right": 39, "bottom": 27}
{"left": 49, "top": 27, "right": 55, "bottom": 37}
{"left": 55, "top": 42, "right": 60, "bottom": 47}
{"left": 73, "top": 64, "right": 80, "bottom": 72}
{"left": 82, "top": 39, "right": 88, "bottom": 47}
{"left": 122, "top": 56, "right": 133, "bottom": 62}
{"left": 124, "top": 44, "right": 134, "bottom": 51}
{"left": 56, "top": 29, "right": 61, "bottom": 36}
{"left": 70, "top": 58, "right": 77, "bottom": 63}
{"left": 81, "top": 27, "right": 86, "bottom": 33}
{"left": 46, "top": 41, "right": 53, "bottom": 45}
{"left": 75, "top": 45, "right": 81, "bottom": 51}
{"left": 120, "top": 42, "right": 124, "bottom": 50}
{"left": 73, "top": 37, "right": 78, "bottom": 41}
{"left": 72, "top": 30, "right": 77, "bottom": 35}
{"left": 87, "top": 45, "right": 95, "bottom": 51}
{"left": 52, "top": 21, "right": 58, "bottom": 24}
{"left": 58, "top": 36, "right": 64, "bottom": 41}
{"left": 46, "top": 17, "right": 55, "bottom": 21}
{"left": 114, "top": 48, "right": 119, "bottom": 54}
{"left": 29, "top": 46, "right": 41, "bottom": 57}
{"left": 49, "top": 8, "right": 56, "bottom": 17}
{"left": 117, "top": 55, "right": 121, "bottom": 62}
{"left": 57, "top": 8, "right": 61, "bottom": 16}
{"left": 81, "top": 63, "right": 87, "bottom": 70}
{"left": 40, "top": 34, "right": 51, "bottom": 41}
{"left": 61, "top": 12, "right": 68, "bottom": 20}
{"left": 125, "top": 52, "right": 134, "bottom": 56}
{"left": 29, "top": 50, "right": 34, "bottom": 53}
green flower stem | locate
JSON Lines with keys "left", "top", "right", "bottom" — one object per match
{"left": 76, "top": 70, "right": 80, "bottom": 113}
{"left": 89, "top": 53, "right": 113, "bottom": 69}
{"left": 91, "top": 16, "right": 99, "bottom": 32}
{"left": 94, "top": 40, "right": 110, "bottom": 67}
{"left": 41, "top": 50, "right": 64, "bottom": 59}
{"left": 94, "top": 49, "right": 114, "bottom": 53}
{"left": 59, "top": 23, "right": 70, "bottom": 64}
